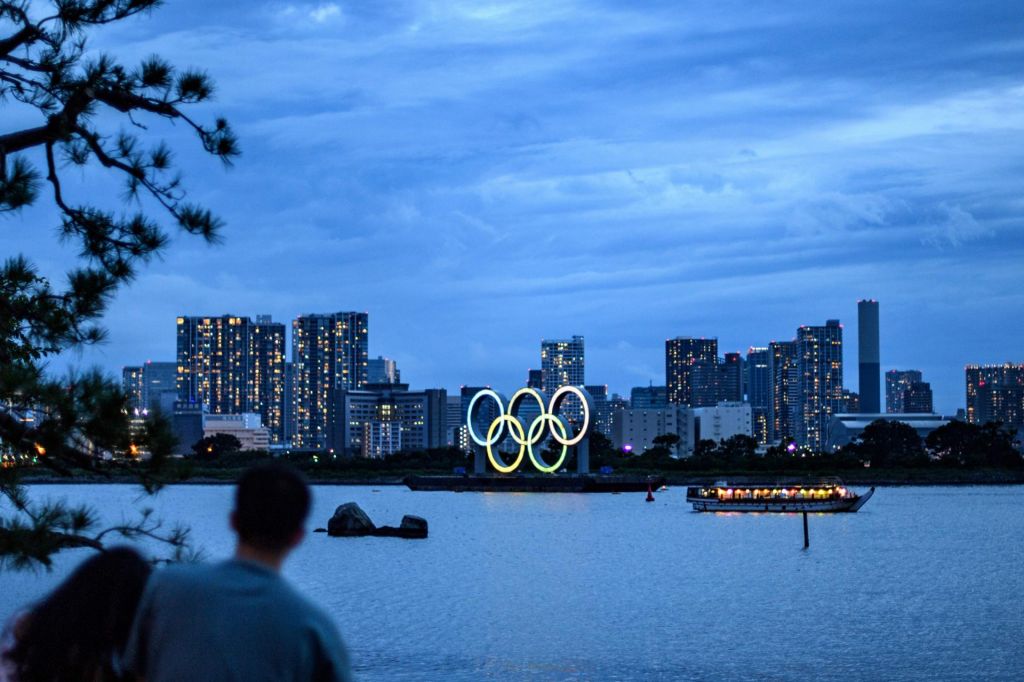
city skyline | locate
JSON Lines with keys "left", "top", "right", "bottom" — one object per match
{"left": 8, "top": 1, "right": 1022, "bottom": 415}
{"left": 118, "top": 302, "right": 1002, "bottom": 416}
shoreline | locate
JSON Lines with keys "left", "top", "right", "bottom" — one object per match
{"left": 14, "top": 470, "right": 1024, "bottom": 487}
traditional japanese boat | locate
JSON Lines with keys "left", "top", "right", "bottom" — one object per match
{"left": 686, "top": 479, "right": 874, "bottom": 513}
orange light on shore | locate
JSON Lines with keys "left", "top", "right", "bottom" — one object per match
{"left": 33, "top": 443, "right": 46, "bottom": 456}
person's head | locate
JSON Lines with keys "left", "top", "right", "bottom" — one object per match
{"left": 231, "top": 461, "right": 311, "bottom": 560}
{"left": 4, "top": 546, "right": 151, "bottom": 681}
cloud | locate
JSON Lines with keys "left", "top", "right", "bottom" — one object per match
{"left": 5, "top": 0, "right": 1023, "bottom": 415}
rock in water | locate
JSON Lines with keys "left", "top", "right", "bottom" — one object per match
{"left": 399, "top": 515, "right": 428, "bottom": 539}
{"left": 327, "top": 502, "right": 376, "bottom": 537}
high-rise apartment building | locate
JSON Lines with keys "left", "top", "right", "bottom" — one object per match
{"left": 541, "top": 336, "right": 585, "bottom": 421}
{"left": 796, "top": 320, "right": 844, "bottom": 450}
{"left": 886, "top": 370, "right": 924, "bottom": 413}
{"left": 176, "top": 316, "right": 287, "bottom": 443}
{"left": 965, "top": 364, "right": 1024, "bottom": 427}
{"left": 746, "top": 347, "right": 770, "bottom": 444}
{"left": 768, "top": 340, "right": 798, "bottom": 443}
{"left": 718, "top": 352, "right": 743, "bottom": 403}
{"left": 857, "top": 300, "right": 880, "bottom": 413}
{"left": 903, "top": 382, "right": 934, "bottom": 413}
{"left": 122, "top": 366, "right": 145, "bottom": 413}
{"left": 176, "top": 315, "right": 255, "bottom": 415}
{"left": 291, "top": 312, "right": 369, "bottom": 450}
{"left": 252, "top": 316, "right": 286, "bottom": 443}
{"left": 540, "top": 336, "right": 585, "bottom": 393}
{"left": 666, "top": 337, "right": 718, "bottom": 407}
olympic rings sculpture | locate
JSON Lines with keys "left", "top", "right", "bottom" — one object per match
{"left": 466, "top": 386, "right": 592, "bottom": 473}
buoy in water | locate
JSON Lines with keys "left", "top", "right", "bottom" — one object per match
{"left": 646, "top": 484, "right": 655, "bottom": 502}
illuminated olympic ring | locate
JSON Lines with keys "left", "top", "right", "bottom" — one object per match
{"left": 467, "top": 386, "right": 591, "bottom": 473}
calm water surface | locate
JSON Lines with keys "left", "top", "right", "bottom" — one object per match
{"left": 3, "top": 485, "right": 1023, "bottom": 681}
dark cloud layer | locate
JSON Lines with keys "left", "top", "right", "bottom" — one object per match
{"left": 7, "top": 0, "right": 1024, "bottom": 411}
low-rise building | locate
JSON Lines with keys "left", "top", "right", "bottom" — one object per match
{"left": 203, "top": 413, "right": 271, "bottom": 451}
{"left": 825, "top": 413, "right": 953, "bottom": 451}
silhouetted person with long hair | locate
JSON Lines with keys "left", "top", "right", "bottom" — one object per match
{"left": 2, "top": 547, "right": 151, "bottom": 682}
{"left": 124, "top": 461, "right": 352, "bottom": 682}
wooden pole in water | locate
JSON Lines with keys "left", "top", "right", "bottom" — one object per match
{"left": 802, "top": 511, "right": 809, "bottom": 548}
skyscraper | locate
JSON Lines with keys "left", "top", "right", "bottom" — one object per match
{"left": 796, "top": 320, "right": 844, "bottom": 450}
{"left": 541, "top": 336, "right": 585, "bottom": 421}
{"left": 253, "top": 315, "right": 286, "bottom": 443}
{"left": 176, "top": 315, "right": 255, "bottom": 414}
{"left": 176, "top": 316, "right": 286, "bottom": 443}
{"left": 142, "top": 361, "right": 177, "bottom": 413}
{"left": 746, "top": 347, "right": 770, "bottom": 444}
{"left": 122, "top": 366, "right": 145, "bottom": 413}
{"left": 718, "top": 352, "right": 743, "bottom": 403}
{"left": 584, "top": 384, "right": 612, "bottom": 436}
{"left": 768, "top": 340, "right": 798, "bottom": 443}
{"left": 902, "top": 382, "right": 934, "bottom": 413}
{"left": 291, "top": 312, "right": 369, "bottom": 450}
{"left": 666, "top": 337, "right": 718, "bottom": 406}
{"left": 858, "top": 300, "right": 880, "bottom": 413}
{"left": 886, "top": 369, "right": 923, "bottom": 413}
{"left": 965, "top": 363, "right": 1024, "bottom": 427}
{"left": 540, "top": 336, "right": 585, "bottom": 393}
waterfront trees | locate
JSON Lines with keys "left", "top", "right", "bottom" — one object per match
{"left": 0, "top": 0, "right": 237, "bottom": 568}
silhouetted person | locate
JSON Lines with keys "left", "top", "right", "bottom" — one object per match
{"left": 124, "top": 462, "right": 351, "bottom": 682}
{"left": 2, "top": 547, "right": 151, "bottom": 682}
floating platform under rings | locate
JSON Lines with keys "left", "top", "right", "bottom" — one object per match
{"left": 403, "top": 474, "right": 666, "bottom": 493}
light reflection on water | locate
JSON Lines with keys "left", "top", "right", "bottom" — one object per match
{"left": 3, "top": 485, "right": 1023, "bottom": 681}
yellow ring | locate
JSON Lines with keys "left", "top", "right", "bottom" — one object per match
{"left": 527, "top": 414, "right": 568, "bottom": 473}
{"left": 486, "top": 414, "right": 525, "bottom": 473}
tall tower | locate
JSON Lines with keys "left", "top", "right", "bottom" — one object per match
{"left": 665, "top": 337, "right": 718, "bottom": 406}
{"left": 253, "top": 315, "right": 286, "bottom": 443}
{"left": 768, "top": 340, "right": 797, "bottom": 443}
{"left": 291, "top": 312, "right": 369, "bottom": 450}
{"left": 540, "top": 336, "right": 585, "bottom": 421}
{"left": 746, "top": 347, "right": 770, "bottom": 444}
{"left": 176, "top": 315, "right": 254, "bottom": 415}
{"left": 796, "top": 320, "right": 844, "bottom": 449}
{"left": 858, "top": 300, "right": 880, "bottom": 413}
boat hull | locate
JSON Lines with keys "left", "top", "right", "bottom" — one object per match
{"left": 688, "top": 487, "right": 874, "bottom": 513}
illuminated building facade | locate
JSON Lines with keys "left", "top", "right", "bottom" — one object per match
{"left": 333, "top": 384, "right": 446, "bottom": 456}
{"left": 965, "top": 363, "right": 1024, "bottom": 427}
{"left": 584, "top": 384, "right": 613, "bottom": 436}
{"left": 123, "top": 366, "right": 145, "bottom": 413}
{"left": 746, "top": 347, "right": 770, "bottom": 444}
{"left": 291, "top": 312, "right": 369, "bottom": 450}
{"left": 902, "top": 382, "right": 933, "bottom": 414}
{"left": 541, "top": 336, "right": 585, "bottom": 421}
{"left": 253, "top": 316, "right": 286, "bottom": 443}
{"left": 175, "top": 315, "right": 287, "bottom": 443}
{"left": 796, "top": 320, "right": 844, "bottom": 450}
{"left": 666, "top": 337, "right": 718, "bottom": 406}
{"left": 176, "top": 315, "right": 255, "bottom": 415}
{"left": 768, "top": 340, "right": 798, "bottom": 443}
{"left": 886, "top": 369, "right": 923, "bottom": 413}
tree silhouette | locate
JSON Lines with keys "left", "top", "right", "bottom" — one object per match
{"left": 1, "top": 0, "right": 237, "bottom": 568}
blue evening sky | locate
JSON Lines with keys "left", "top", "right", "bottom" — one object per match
{"left": 6, "top": 0, "right": 1023, "bottom": 412}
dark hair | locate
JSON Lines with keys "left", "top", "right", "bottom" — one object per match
{"left": 4, "top": 547, "right": 151, "bottom": 682}
{"left": 234, "top": 461, "right": 311, "bottom": 551}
